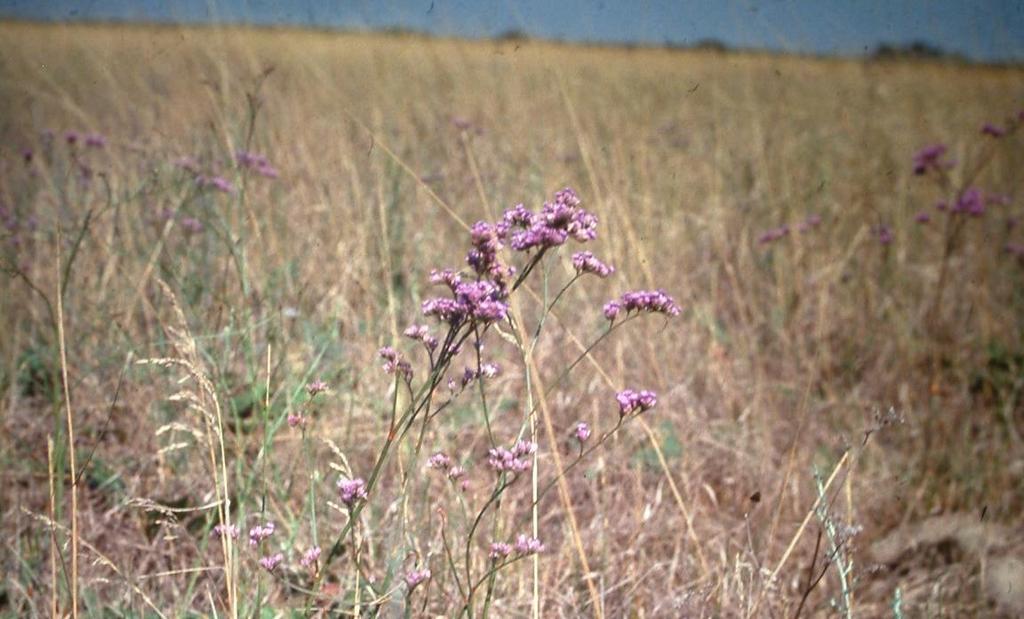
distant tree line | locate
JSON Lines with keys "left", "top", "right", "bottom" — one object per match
{"left": 870, "top": 40, "right": 968, "bottom": 62}
{"left": 381, "top": 27, "right": 987, "bottom": 65}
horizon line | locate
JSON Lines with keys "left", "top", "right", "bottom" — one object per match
{"left": 3, "top": 15, "right": 1022, "bottom": 68}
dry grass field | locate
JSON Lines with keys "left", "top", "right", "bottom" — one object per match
{"left": 1, "top": 21, "right": 1023, "bottom": 617}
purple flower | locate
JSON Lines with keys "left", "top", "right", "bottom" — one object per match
{"left": 404, "top": 568, "right": 432, "bottom": 589}
{"left": 259, "top": 553, "right": 284, "bottom": 572}
{"left": 506, "top": 188, "right": 597, "bottom": 251}
{"left": 952, "top": 188, "right": 985, "bottom": 217}
{"left": 84, "top": 133, "right": 106, "bottom": 148}
{"left": 935, "top": 201, "right": 948, "bottom": 212}
{"left": 248, "top": 522, "right": 276, "bottom": 546}
{"left": 573, "top": 422, "right": 591, "bottom": 444}
{"left": 914, "top": 211, "right": 931, "bottom": 224}
{"left": 257, "top": 164, "right": 279, "bottom": 178}
{"left": 489, "top": 542, "right": 513, "bottom": 559}
{"left": 212, "top": 524, "right": 240, "bottom": 539}
{"left": 300, "top": 546, "right": 321, "bottom": 568}
{"left": 487, "top": 440, "right": 536, "bottom": 473}
{"left": 876, "top": 225, "right": 894, "bottom": 245}
{"left": 513, "top": 534, "right": 545, "bottom": 555}
{"left": 287, "top": 412, "right": 306, "bottom": 428}
{"left": 422, "top": 297, "right": 465, "bottom": 324}
{"left": 501, "top": 203, "right": 535, "bottom": 228}
{"left": 463, "top": 365, "right": 480, "bottom": 385}
{"left": 459, "top": 363, "right": 500, "bottom": 388}
{"left": 605, "top": 289, "right": 680, "bottom": 321}
{"left": 337, "top": 477, "right": 367, "bottom": 507}
{"left": 427, "top": 452, "right": 452, "bottom": 470}
{"left": 512, "top": 440, "right": 537, "bottom": 457}
{"left": 447, "top": 465, "right": 466, "bottom": 482}
{"left": 21, "top": 148, "right": 33, "bottom": 164}
{"left": 603, "top": 300, "right": 622, "bottom": 320}
{"left": 912, "top": 143, "right": 953, "bottom": 176}
{"left": 616, "top": 389, "right": 658, "bottom": 416}
{"left": 981, "top": 123, "right": 1006, "bottom": 138}
{"left": 306, "top": 379, "right": 328, "bottom": 397}
{"left": 1005, "top": 242, "right": 1024, "bottom": 259}
{"left": 196, "top": 175, "right": 235, "bottom": 194}
{"left": 64, "top": 131, "right": 79, "bottom": 145}
{"left": 179, "top": 217, "right": 203, "bottom": 234}
{"left": 236, "top": 150, "right": 268, "bottom": 168}
{"left": 572, "top": 251, "right": 615, "bottom": 278}
{"left": 429, "top": 268, "right": 462, "bottom": 291}
{"left": 403, "top": 324, "right": 438, "bottom": 351}
{"left": 797, "top": 214, "right": 822, "bottom": 233}
{"left": 758, "top": 225, "right": 790, "bottom": 244}
{"left": 379, "top": 347, "right": 412, "bottom": 380}
{"left": 467, "top": 221, "right": 504, "bottom": 276}
{"left": 236, "top": 150, "right": 279, "bottom": 178}
{"left": 423, "top": 279, "right": 509, "bottom": 326}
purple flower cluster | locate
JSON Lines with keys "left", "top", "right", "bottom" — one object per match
{"left": 760, "top": 214, "right": 822, "bottom": 245}
{"left": 236, "top": 150, "right": 279, "bottom": 178}
{"left": 572, "top": 251, "right": 614, "bottom": 278}
{"left": 488, "top": 534, "right": 544, "bottom": 559}
{"left": 63, "top": 131, "right": 106, "bottom": 148}
{"left": 427, "top": 450, "right": 467, "bottom": 485}
{"left": 912, "top": 143, "right": 954, "bottom": 176}
{"left": 1, "top": 202, "right": 38, "bottom": 248}
{"left": 427, "top": 452, "right": 452, "bottom": 470}
{"left": 212, "top": 524, "right": 239, "bottom": 539}
{"left": 603, "top": 289, "right": 680, "bottom": 321}
{"left": 259, "top": 553, "right": 284, "bottom": 572}
{"left": 489, "top": 542, "right": 513, "bottom": 559}
{"left": 503, "top": 188, "right": 598, "bottom": 251}
{"left": 337, "top": 477, "right": 368, "bottom": 507}
{"left": 458, "top": 363, "right": 500, "bottom": 389}
{"left": 196, "top": 175, "right": 235, "bottom": 194}
{"left": 467, "top": 221, "right": 516, "bottom": 282}
{"left": 300, "top": 546, "right": 321, "bottom": 568}
{"left": 84, "top": 133, "right": 106, "bottom": 148}
{"left": 616, "top": 389, "right": 657, "bottom": 416}
{"left": 404, "top": 568, "right": 432, "bottom": 589}
{"left": 573, "top": 422, "right": 591, "bottom": 444}
{"left": 420, "top": 188, "right": 599, "bottom": 331}
{"left": 981, "top": 122, "right": 1006, "bottom": 138}
{"left": 951, "top": 187, "right": 985, "bottom": 217}
{"left": 513, "top": 534, "right": 545, "bottom": 554}
{"left": 379, "top": 347, "right": 413, "bottom": 380}
{"left": 875, "top": 225, "right": 894, "bottom": 245}
{"left": 179, "top": 217, "right": 203, "bottom": 234}
{"left": 758, "top": 225, "right": 790, "bottom": 245}
{"left": 487, "top": 440, "right": 537, "bottom": 473}
{"left": 248, "top": 522, "right": 275, "bottom": 546}
{"left": 797, "top": 214, "right": 823, "bottom": 233}
{"left": 422, "top": 279, "right": 509, "bottom": 325}
{"left": 403, "top": 324, "right": 438, "bottom": 351}
{"left": 1005, "top": 242, "right": 1024, "bottom": 259}
{"left": 306, "top": 379, "right": 328, "bottom": 397}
